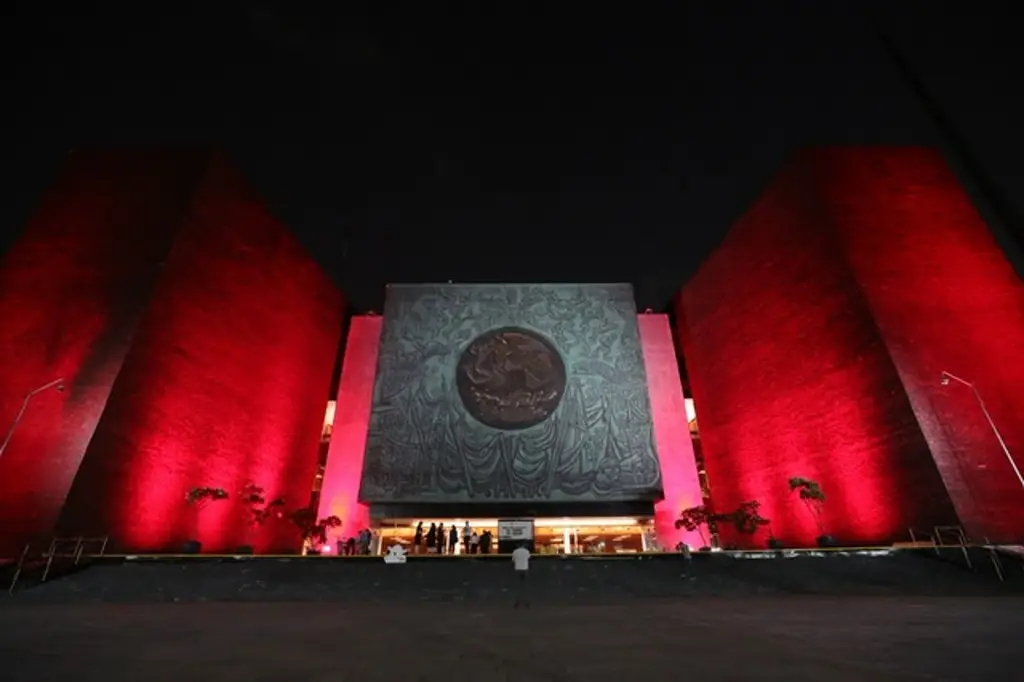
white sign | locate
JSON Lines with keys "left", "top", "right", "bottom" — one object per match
{"left": 383, "top": 544, "right": 407, "bottom": 564}
{"left": 498, "top": 519, "right": 535, "bottom": 541}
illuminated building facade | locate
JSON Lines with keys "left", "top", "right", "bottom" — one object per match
{"left": 1, "top": 146, "right": 1020, "bottom": 554}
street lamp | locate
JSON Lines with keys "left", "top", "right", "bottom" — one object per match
{"left": 940, "top": 371, "right": 1024, "bottom": 490}
{"left": 0, "top": 378, "right": 65, "bottom": 461}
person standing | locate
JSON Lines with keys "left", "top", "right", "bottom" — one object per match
{"left": 512, "top": 542, "right": 531, "bottom": 608}
{"left": 680, "top": 542, "right": 694, "bottom": 579}
{"left": 448, "top": 525, "right": 458, "bottom": 554}
{"left": 462, "top": 521, "right": 472, "bottom": 553}
{"left": 358, "top": 528, "right": 372, "bottom": 555}
{"left": 437, "top": 523, "right": 446, "bottom": 554}
{"left": 413, "top": 522, "right": 424, "bottom": 555}
{"left": 426, "top": 523, "right": 437, "bottom": 554}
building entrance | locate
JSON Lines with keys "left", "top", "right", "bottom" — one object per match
{"left": 375, "top": 517, "right": 654, "bottom": 555}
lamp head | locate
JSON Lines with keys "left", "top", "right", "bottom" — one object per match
{"left": 56, "top": 383, "right": 65, "bottom": 392}
{"left": 940, "top": 375, "right": 950, "bottom": 387}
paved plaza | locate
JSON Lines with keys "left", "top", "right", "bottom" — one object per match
{"left": 1, "top": 596, "right": 1021, "bottom": 681}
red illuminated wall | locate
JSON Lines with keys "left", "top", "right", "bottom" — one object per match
{"left": 58, "top": 154, "right": 344, "bottom": 553}
{"left": 317, "top": 315, "right": 381, "bottom": 546}
{"left": 637, "top": 314, "right": 705, "bottom": 550}
{"left": 0, "top": 149, "right": 208, "bottom": 554}
{"left": 815, "top": 148, "right": 1024, "bottom": 542}
{"left": 676, "top": 148, "right": 964, "bottom": 548}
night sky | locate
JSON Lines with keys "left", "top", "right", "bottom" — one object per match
{"left": 8, "top": 3, "right": 1024, "bottom": 313}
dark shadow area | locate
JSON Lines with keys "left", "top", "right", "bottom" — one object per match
{"left": 7, "top": 550, "right": 1022, "bottom": 603}
{"left": 1, "top": 597, "right": 1021, "bottom": 681}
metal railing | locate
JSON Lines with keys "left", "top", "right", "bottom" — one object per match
{"left": 6, "top": 544, "right": 32, "bottom": 595}
{"left": 907, "top": 525, "right": 1024, "bottom": 583}
{"left": 906, "top": 528, "right": 936, "bottom": 547}
{"left": 932, "top": 526, "right": 972, "bottom": 568}
{"left": 41, "top": 536, "right": 109, "bottom": 582}
{"left": 7, "top": 535, "right": 109, "bottom": 594}
{"left": 982, "top": 538, "right": 1004, "bottom": 582}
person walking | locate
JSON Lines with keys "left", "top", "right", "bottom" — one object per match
{"left": 512, "top": 542, "right": 531, "bottom": 608}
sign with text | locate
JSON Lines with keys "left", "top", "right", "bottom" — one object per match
{"left": 498, "top": 519, "right": 535, "bottom": 541}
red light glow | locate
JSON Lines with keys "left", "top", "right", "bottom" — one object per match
{"left": 58, "top": 153, "right": 344, "bottom": 553}
{"left": 815, "top": 147, "right": 1024, "bottom": 541}
{"left": 0, "top": 149, "right": 209, "bottom": 553}
{"left": 637, "top": 314, "right": 705, "bottom": 550}
{"left": 316, "top": 315, "right": 381, "bottom": 543}
{"left": 677, "top": 147, "right": 965, "bottom": 548}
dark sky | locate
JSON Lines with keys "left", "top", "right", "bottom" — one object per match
{"left": 8, "top": 2, "right": 1024, "bottom": 313}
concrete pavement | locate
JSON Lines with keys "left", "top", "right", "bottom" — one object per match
{"left": 1, "top": 596, "right": 1021, "bottom": 681}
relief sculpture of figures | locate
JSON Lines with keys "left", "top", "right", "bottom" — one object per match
{"left": 359, "top": 283, "right": 663, "bottom": 503}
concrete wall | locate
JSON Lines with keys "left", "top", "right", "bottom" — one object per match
{"left": 677, "top": 148, "right": 972, "bottom": 547}
{"left": 58, "top": 154, "right": 344, "bottom": 553}
{"left": 0, "top": 149, "right": 207, "bottom": 553}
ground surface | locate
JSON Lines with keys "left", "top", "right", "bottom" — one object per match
{"left": 1, "top": 597, "right": 1021, "bottom": 681}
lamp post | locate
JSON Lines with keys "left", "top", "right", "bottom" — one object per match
{"left": 0, "top": 378, "right": 65, "bottom": 461}
{"left": 940, "top": 371, "right": 1024, "bottom": 490}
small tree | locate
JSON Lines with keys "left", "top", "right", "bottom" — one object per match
{"left": 289, "top": 508, "right": 343, "bottom": 548}
{"left": 675, "top": 505, "right": 712, "bottom": 547}
{"left": 724, "top": 500, "right": 771, "bottom": 537}
{"left": 237, "top": 483, "right": 286, "bottom": 549}
{"left": 185, "top": 486, "right": 229, "bottom": 510}
{"left": 183, "top": 487, "right": 229, "bottom": 547}
{"left": 788, "top": 477, "right": 826, "bottom": 536}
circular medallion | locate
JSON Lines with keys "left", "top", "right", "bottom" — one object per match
{"left": 456, "top": 327, "right": 566, "bottom": 430}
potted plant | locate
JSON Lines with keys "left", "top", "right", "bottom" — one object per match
{"left": 675, "top": 505, "right": 712, "bottom": 550}
{"left": 716, "top": 499, "right": 770, "bottom": 548}
{"left": 236, "top": 483, "right": 286, "bottom": 554}
{"left": 722, "top": 500, "right": 771, "bottom": 546}
{"left": 289, "top": 508, "right": 342, "bottom": 555}
{"left": 183, "top": 486, "right": 229, "bottom": 553}
{"left": 787, "top": 477, "right": 834, "bottom": 547}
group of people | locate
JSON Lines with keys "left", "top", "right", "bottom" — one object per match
{"left": 336, "top": 528, "right": 375, "bottom": 556}
{"left": 413, "top": 521, "right": 495, "bottom": 555}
